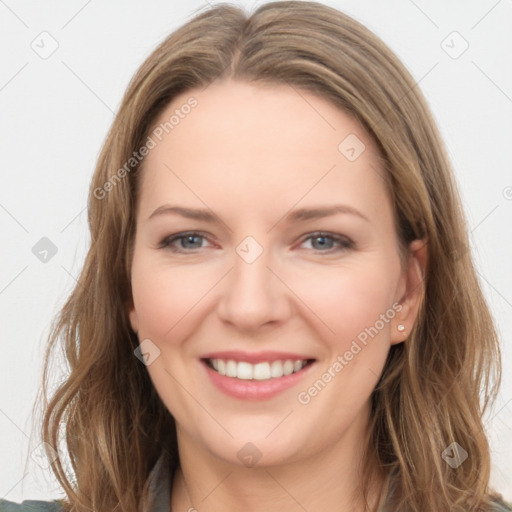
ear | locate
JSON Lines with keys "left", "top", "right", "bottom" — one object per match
{"left": 390, "top": 239, "right": 428, "bottom": 345}
{"left": 128, "top": 298, "right": 139, "bottom": 335}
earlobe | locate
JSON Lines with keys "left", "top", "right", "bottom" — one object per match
{"left": 390, "top": 322, "right": 407, "bottom": 345}
{"left": 391, "top": 239, "right": 428, "bottom": 345}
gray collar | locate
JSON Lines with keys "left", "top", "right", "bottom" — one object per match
{"left": 140, "top": 453, "right": 172, "bottom": 512}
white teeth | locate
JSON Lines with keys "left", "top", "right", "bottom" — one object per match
{"left": 226, "top": 360, "right": 237, "bottom": 378}
{"left": 208, "top": 358, "right": 309, "bottom": 380}
{"left": 283, "top": 360, "right": 294, "bottom": 376}
{"left": 270, "top": 360, "right": 284, "bottom": 378}
{"left": 237, "top": 362, "right": 253, "bottom": 380}
{"left": 253, "top": 362, "right": 271, "bottom": 380}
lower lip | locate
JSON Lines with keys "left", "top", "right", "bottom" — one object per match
{"left": 202, "top": 360, "right": 315, "bottom": 400}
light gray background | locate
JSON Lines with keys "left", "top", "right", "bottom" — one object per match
{"left": 1, "top": 0, "right": 511, "bottom": 502}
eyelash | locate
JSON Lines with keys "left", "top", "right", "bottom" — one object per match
{"left": 158, "top": 231, "right": 354, "bottom": 254}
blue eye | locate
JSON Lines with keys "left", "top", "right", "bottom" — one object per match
{"left": 300, "top": 232, "right": 354, "bottom": 252}
{"left": 159, "top": 232, "right": 208, "bottom": 252}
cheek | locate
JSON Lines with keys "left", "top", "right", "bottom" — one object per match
{"left": 130, "top": 255, "right": 220, "bottom": 342}
{"left": 130, "top": 255, "right": 217, "bottom": 417}
{"left": 288, "top": 257, "right": 399, "bottom": 348}
{"left": 291, "top": 261, "right": 400, "bottom": 428}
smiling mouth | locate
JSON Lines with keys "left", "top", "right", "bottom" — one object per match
{"left": 202, "top": 358, "right": 315, "bottom": 381}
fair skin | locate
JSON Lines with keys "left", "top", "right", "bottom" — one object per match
{"left": 128, "top": 79, "right": 426, "bottom": 512}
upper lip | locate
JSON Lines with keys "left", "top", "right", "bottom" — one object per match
{"left": 200, "top": 351, "right": 316, "bottom": 364}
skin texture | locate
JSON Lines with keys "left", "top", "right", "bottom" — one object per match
{"left": 128, "top": 79, "right": 426, "bottom": 512}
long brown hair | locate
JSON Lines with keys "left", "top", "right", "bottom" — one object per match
{"left": 38, "top": 2, "right": 504, "bottom": 511}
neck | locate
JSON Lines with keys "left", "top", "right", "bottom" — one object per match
{"left": 171, "top": 412, "right": 385, "bottom": 512}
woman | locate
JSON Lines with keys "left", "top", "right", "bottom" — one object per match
{"left": 1, "top": 2, "right": 510, "bottom": 511}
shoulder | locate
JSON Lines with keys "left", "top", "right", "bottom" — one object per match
{"left": 0, "top": 499, "right": 67, "bottom": 512}
{"left": 489, "top": 493, "right": 512, "bottom": 512}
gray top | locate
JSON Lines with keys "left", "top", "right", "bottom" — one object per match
{"left": 1, "top": 454, "right": 511, "bottom": 511}
{"left": 0, "top": 453, "right": 170, "bottom": 512}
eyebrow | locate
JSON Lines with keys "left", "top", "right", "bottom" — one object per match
{"left": 147, "top": 204, "right": 370, "bottom": 224}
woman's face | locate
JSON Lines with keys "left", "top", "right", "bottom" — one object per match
{"left": 128, "top": 79, "right": 423, "bottom": 468}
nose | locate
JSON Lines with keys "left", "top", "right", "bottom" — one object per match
{"left": 216, "top": 240, "right": 292, "bottom": 332}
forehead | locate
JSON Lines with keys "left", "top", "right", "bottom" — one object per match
{"left": 137, "top": 79, "right": 389, "bottom": 223}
